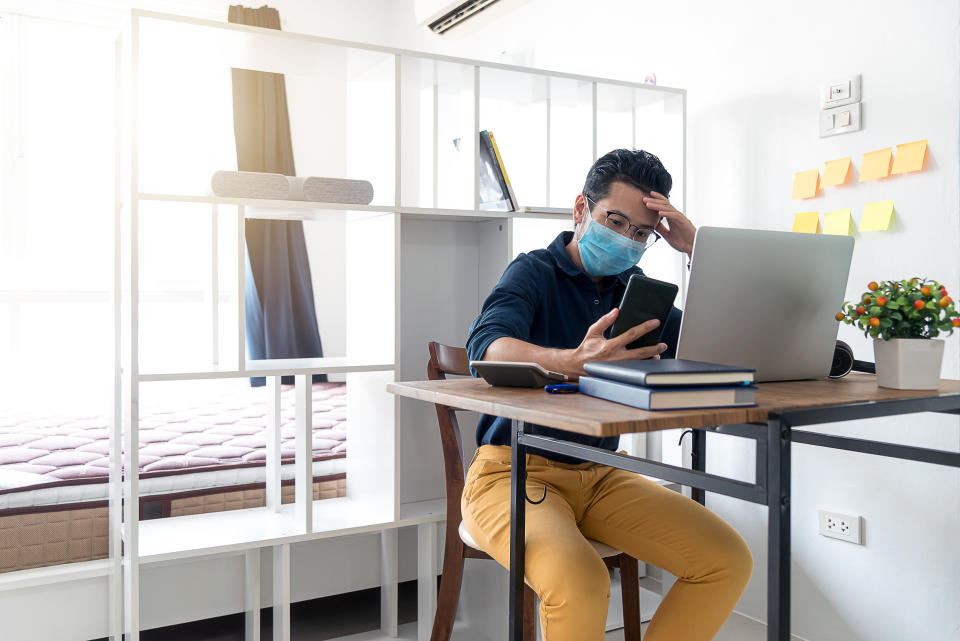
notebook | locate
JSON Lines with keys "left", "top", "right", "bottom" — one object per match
{"left": 578, "top": 376, "right": 757, "bottom": 411}
{"left": 583, "top": 359, "right": 755, "bottom": 387}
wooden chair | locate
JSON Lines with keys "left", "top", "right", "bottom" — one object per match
{"left": 426, "top": 342, "right": 643, "bottom": 641}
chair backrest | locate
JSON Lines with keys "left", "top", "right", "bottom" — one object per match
{"left": 426, "top": 342, "right": 471, "bottom": 525}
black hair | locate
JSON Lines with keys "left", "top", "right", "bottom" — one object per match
{"left": 582, "top": 149, "right": 672, "bottom": 206}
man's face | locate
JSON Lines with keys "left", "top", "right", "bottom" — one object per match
{"left": 575, "top": 181, "right": 661, "bottom": 241}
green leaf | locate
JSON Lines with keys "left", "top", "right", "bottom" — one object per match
{"left": 886, "top": 301, "right": 900, "bottom": 310}
{"left": 896, "top": 297, "right": 909, "bottom": 306}
{"left": 869, "top": 306, "right": 882, "bottom": 315}
{"left": 879, "top": 318, "right": 893, "bottom": 328}
{"left": 889, "top": 311, "right": 903, "bottom": 321}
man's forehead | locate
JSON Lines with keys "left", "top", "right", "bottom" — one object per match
{"left": 599, "top": 183, "right": 659, "bottom": 224}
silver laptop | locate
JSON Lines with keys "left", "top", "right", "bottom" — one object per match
{"left": 676, "top": 227, "right": 855, "bottom": 382}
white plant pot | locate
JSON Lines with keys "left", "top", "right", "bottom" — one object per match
{"left": 873, "top": 338, "right": 945, "bottom": 390}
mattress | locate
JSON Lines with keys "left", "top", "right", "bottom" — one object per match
{"left": 0, "top": 382, "right": 349, "bottom": 573}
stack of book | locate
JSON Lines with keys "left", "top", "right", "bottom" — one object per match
{"left": 579, "top": 359, "right": 757, "bottom": 410}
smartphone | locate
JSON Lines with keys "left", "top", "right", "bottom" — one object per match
{"left": 609, "top": 274, "right": 679, "bottom": 350}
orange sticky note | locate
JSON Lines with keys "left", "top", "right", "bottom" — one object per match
{"left": 792, "top": 169, "right": 820, "bottom": 199}
{"left": 860, "top": 148, "right": 893, "bottom": 181}
{"left": 821, "top": 157, "right": 851, "bottom": 187}
{"left": 823, "top": 209, "right": 854, "bottom": 236}
{"left": 792, "top": 212, "right": 820, "bottom": 234}
{"left": 891, "top": 139, "right": 927, "bottom": 175}
{"left": 859, "top": 201, "right": 895, "bottom": 231}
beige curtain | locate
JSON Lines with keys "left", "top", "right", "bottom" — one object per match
{"left": 229, "top": 5, "right": 327, "bottom": 385}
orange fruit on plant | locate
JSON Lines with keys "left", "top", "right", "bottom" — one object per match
{"left": 856, "top": 305, "right": 866, "bottom": 315}
{"left": 940, "top": 296, "right": 953, "bottom": 307}
{"left": 835, "top": 312, "right": 845, "bottom": 321}
{"left": 862, "top": 295, "right": 872, "bottom": 304}
{"left": 876, "top": 296, "right": 887, "bottom": 306}
{"left": 913, "top": 299, "right": 925, "bottom": 310}
{"left": 953, "top": 318, "right": 960, "bottom": 327}
{"left": 869, "top": 317, "right": 880, "bottom": 328}
{"left": 921, "top": 286, "right": 931, "bottom": 296}
{"left": 868, "top": 282, "right": 879, "bottom": 291}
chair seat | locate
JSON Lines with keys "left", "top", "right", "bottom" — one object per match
{"left": 459, "top": 520, "right": 622, "bottom": 559}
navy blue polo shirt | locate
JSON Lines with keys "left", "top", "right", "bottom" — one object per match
{"left": 466, "top": 231, "right": 683, "bottom": 462}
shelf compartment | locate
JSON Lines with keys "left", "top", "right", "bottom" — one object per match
{"left": 137, "top": 358, "right": 394, "bottom": 382}
{"left": 136, "top": 499, "right": 379, "bottom": 563}
{"left": 137, "top": 194, "right": 570, "bottom": 222}
{"left": 136, "top": 16, "right": 396, "bottom": 203}
{"left": 138, "top": 192, "right": 396, "bottom": 213}
{"left": 399, "top": 56, "right": 475, "bottom": 211}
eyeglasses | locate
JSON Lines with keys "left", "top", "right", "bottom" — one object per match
{"left": 584, "top": 195, "right": 662, "bottom": 247}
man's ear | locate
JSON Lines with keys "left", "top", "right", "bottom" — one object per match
{"left": 573, "top": 194, "right": 588, "bottom": 225}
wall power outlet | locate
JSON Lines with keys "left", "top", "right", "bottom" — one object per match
{"left": 818, "top": 509, "right": 863, "bottom": 545}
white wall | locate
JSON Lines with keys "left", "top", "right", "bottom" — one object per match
{"left": 3, "top": 1, "right": 957, "bottom": 639}
{"left": 410, "top": 2, "right": 959, "bottom": 640}
{"left": 320, "top": 2, "right": 960, "bottom": 639}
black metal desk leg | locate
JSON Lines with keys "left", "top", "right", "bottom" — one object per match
{"left": 766, "top": 417, "right": 791, "bottom": 641}
{"left": 692, "top": 429, "right": 707, "bottom": 505}
{"left": 509, "top": 419, "right": 527, "bottom": 641}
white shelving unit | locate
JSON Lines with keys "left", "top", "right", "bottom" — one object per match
{"left": 109, "top": 9, "right": 686, "bottom": 641}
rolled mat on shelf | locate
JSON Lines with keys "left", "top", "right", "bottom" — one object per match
{"left": 211, "top": 170, "right": 374, "bottom": 204}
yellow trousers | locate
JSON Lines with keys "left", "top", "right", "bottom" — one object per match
{"left": 461, "top": 445, "right": 753, "bottom": 641}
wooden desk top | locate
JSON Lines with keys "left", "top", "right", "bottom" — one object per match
{"left": 387, "top": 374, "right": 960, "bottom": 437}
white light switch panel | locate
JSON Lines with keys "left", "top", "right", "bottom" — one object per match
{"left": 821, "top": 74, "right": 861, "bottom": 108}
{"left": 820, "top": 102, "right": 861, "bottom": 138}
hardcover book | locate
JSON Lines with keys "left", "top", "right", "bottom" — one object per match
{"left": 578, "top": 376, "right": 757, "bottom": 411}
{"left": 583, "top": 359, "right": 755, "bottom": 387}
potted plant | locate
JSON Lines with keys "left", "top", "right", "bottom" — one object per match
{"left": 836, "top": 278, "right": 960, "bottom": 390}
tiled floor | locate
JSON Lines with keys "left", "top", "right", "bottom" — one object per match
{"left": 115, "top": 580, "right": 805, "bottom": 641}
{"left": 306, "top": 615, "right": 806, "bottom": 641}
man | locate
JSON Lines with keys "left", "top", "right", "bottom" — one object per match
{"left": 463, "top": 149, "right": 753, "bottom": 641}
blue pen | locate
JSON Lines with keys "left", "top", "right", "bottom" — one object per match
{"left": 545, "top": 383, "right": 579, "bottom": 394}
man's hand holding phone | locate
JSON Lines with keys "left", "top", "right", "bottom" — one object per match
{"left": 566, "top": 308, "right": 666, "bottom": 378}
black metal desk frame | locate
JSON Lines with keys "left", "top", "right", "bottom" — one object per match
{"left": 507, "top": 394, "right": 960, "bottom": 641}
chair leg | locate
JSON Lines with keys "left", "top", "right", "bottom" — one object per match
{"left": 522, "top": 584, "right": 537, "bottom": 641}
{"left": 430, "top": 539, "right": 466, "bottom": 641}
{"left": 618, "top": 554, "right": 642, "bottom": 641}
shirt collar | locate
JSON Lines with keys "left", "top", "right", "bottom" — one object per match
{"left": 548, "top": 231, "right": 644, "bottom": 284}
{"left": 549, "top": 231, "right": 583, "bottom": 277}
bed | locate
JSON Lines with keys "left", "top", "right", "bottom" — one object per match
{"left": 0, "top": 382, "right": 347, "bottom": 573}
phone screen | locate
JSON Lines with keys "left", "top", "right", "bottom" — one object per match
{"left": 609, "top": 274, "right": 679, "bottom": 350}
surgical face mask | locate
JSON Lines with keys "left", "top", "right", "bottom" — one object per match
{"left": 576, "top": 213, "right": 648, "bottom": 276}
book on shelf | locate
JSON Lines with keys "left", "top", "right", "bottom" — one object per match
{"left": 477, "top": 130, "right": 514, "bottom": 211}
{"left": 583, "top": 359, "right": 755, "bottom": 387}
{"left": 578, "top": 376, "right": 757, "bottom": 411}
{"left": 485, "top": 130, "right": 518, "bottom": 211}
{"left": 520, "top": 206, "right": 573, "bottom": 215}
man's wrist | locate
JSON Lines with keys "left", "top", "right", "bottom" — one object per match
{"left": 553, "top": 348, "right": 580, "bottom": 379}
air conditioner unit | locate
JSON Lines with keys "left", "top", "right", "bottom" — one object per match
{"left": 414, "top": 0, "right": 521, "bottom": 36}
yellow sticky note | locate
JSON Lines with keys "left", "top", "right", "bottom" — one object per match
{"left": 860, "top": 148, "right": 893, "bottom": 181}
{"left": 821, "top": 157, "right": 851, "bottom": 187}
{"left": 791, "top": 169, "right": 820, "bottom": 199}
{"left": 859, "top": 201, "right": 895, "bottom": 231}
{"left": 823, "top": 208, "right": 854, "bottom": 236}
{"left": 891, "top": 139, "right": 927, "bottom": 175}
{"left": 792, "top": 212, "right": 820, "bottom": 234}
